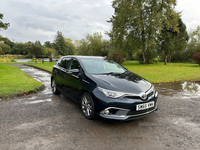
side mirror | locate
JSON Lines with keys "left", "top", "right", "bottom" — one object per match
{"left": 70, "top": 69, "right": 79, "bottom": 76}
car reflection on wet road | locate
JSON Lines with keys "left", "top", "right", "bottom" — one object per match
{"left": 0, "top": 64, "right": 199, "bottom": 150}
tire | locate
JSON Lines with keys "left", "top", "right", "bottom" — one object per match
{"left": 81, "top": 93, "right": 95, "bottom": 120}
{"left": 51, "top": 78, "right": 60, "bottom": 95}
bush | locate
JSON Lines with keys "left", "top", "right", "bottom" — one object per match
{"left": 0, "top": 57, "right": 15, "bottom": 62}
{"left": 108, "top": 50, "right": 127, "bottom": 65}
{"left": 193, "top": 52, "right": 200, "bottom": 66}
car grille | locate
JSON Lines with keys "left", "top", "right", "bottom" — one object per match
{"left": 124, "top": 91, "right": 154, "bottom": 101}
{"left": 121, "top": 86, "right": 155, "bottom": 101}
{"left": 147, "top": 91, "right": 154, "bottom": 99}
{"left": 124, "top": 96, "right": 140, "bottom": 99}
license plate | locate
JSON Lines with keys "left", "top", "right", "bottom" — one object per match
{"left": 136, "top": 101, "right": 154, "bottom": 111}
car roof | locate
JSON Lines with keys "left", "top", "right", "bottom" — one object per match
{"left": 61, "top": 55, "right": 105, "bottom": 59}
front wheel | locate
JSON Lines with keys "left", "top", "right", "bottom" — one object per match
{"left": 51, "top": 78, "right": 60, "bottom": 95}
{"left": 81, "top": 93, "right": 95, "bottom": 120}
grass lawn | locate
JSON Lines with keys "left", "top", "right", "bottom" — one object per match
{"left": 123, "top": 61, "right": 200, "bottom": 83}
{"left": 29, "top": 62, "right": 56, "bottom": 72}
{"left": 26, "top": 61, "right": 200, "bottom": 83}
{"left": 0, "top": 63, "right": 43, "bottom": 96}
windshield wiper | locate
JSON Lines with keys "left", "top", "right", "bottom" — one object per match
{"left": 105, "top": 72, "right": 123, "bottom": 75}
{"left": 107, "top": 72, "right": 115, "bottom": 75}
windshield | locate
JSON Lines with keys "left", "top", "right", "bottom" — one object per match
{"left": 80, "top": 58, "right": 127, "bottom": 74}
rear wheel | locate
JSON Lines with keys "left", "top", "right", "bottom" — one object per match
{"left": 51, "top": 78, "right": 60, "bottom": 94}
{"left": 81, "top": 93, "right": 95, "bottom": 120}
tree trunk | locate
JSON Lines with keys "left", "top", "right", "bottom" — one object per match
{"left": 141, "top": 27, "right": 146, "bottom": 64}
{"left": 164, "top": 55, "right": 168, "bottom": 65}
{"left": 142, "top": 52, "right": 146, "bottom": 64}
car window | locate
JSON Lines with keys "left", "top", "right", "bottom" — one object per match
{"left": 80, "top": 58, "right": 126, "bottom": 74}
{"left": 57, "top": 58, "right": 62, "bottom": 66}
{"left": 69, "top": 59, "right": 80, "bottom": 70}
{"left": 59, "top": 57, "right": 71, "bottom": 69}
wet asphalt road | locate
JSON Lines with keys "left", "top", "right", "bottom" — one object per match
{"left": 0, "top": 64, "right": 200, "bottom": 150}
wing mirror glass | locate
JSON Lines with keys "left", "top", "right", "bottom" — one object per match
{"left": 70, "top": 69, "right": 79, "bottom": 76}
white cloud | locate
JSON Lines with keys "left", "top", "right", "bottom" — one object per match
{"left": 1, "top": 0, "right": 199, "bottom": 44}
{"left": 0, "top": 0, "right": 113, "bottom": 43}
{"left": 176, "top": 0, "right": 200, "bottom": 30}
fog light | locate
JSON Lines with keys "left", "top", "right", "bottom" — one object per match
{"left": 101, "top": 109, "right": 110, "bottom": 115}
{"left": 104, "top": 110, "right": 109, "bottom": 115}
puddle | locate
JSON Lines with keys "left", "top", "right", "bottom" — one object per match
{"left": 28, "top": 96, "right": 37, "bottom": 100}
{"left": 33, "top": 78, "right": 41, "bottom": 82}
{"left": 18, "top": 66, "right": 55, "bottom": 103}
{"left": 155, "top": 80, "right": 200, "bottom": 98}
{"left": 25, "top": 99, "right": 52, "bottom": 104}
{"left": 21, "top": 67, "right": 51, "bottom": 85}
{"left": 41, "top": 88, "right": 52, "bottom": 95}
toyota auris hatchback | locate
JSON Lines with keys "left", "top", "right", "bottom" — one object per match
{"left": 51, "top": 56, "right": 158, "bottom": 120}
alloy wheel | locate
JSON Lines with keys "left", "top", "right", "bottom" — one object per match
{"left": 81, "top": 93, "right": 94, "bottom": 119}
{"left": 51, "top": 78, "right": 60, "bottom": 94}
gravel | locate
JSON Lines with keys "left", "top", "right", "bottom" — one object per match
{"left": 0, "top": 64, "right": 199, "bottom": 150}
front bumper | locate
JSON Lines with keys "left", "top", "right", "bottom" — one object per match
{"left": 99, "top": 106, "right": 158, "bottom": 120}
{"left": 93, "top": 91, "right": 158, "bottom": 121}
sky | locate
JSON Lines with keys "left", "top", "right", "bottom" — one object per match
{"left": 0, "top": 0, "right": 200, "bottom": 44}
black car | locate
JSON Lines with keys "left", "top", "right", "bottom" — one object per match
{"left": 51, "top": 56, "right": 158, "bottom": 120}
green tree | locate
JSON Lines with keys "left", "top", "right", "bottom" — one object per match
{"left": 170, "top": 19, "right": 189, "bottom": 62}
{"left": 66, "top": 41, "right": 76, "bottom": 55}
{"left": 0, "top": 13, "right": 9, "bottom": 30}
{"left": 78, "top": 32, "right": 109, "bottom": 56}
{"left": 35, "top": 40, "right": 42, "bottom": 47}
{"left": 184, "top": 26, "right": 200, "bottom": 62}
{"left": 78, "top": 39, "right": 90, "bottom": 55}
{"left": 53, "top": 31, "right": 66, "bottom": 55}
{"left": 0, "top": 47, "right": 2, "bottom": 54}
{"left": 44, "top": 41, "right": 52, "bottom": 48}
{"left": 17, "top": 41, "right": 44, "bottom": 58}
{"left": 158, "top": 15, "right": 188, "bottom": 64}
{"left": 33, "top": 41, "right": 46, "bottom": 57}
{"left": 24, "top": 42, "right": 34, "bottom": 57}
{"left": 0, "top": 36, "right": 14, "bottom": 49}
{"left": 31, "top": 42, "right": 41, "bottom": 58}
{"left": 12, "top": 42, "right": 26, "bottom": 55}
{"left": 74, "top": 40, "right": 81, "bottom": 54}
{"left": 53, "top": 31, "right": 75, "bottom": 55}
{"left": 108, "top": 0, "right": 178, "bottom": 64}
{"left": 74, "top": 40, "right": 81, "bottom": 49}
{"left": 0, "top": 43, "right": 12, "bottom": 54}
{"left": 44, "top": 47, "right": 57, "bottom": 57}
{"left": 65, "top": 38, "right": 73, "bottom": 43}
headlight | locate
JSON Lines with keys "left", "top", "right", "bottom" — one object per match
{"left": 152, "top": 85, "right": 158, "bottom": 97}
{"left": 98, "top": 87, "right": 125, "bottom": 99}
{"left": 155, "top": 90, "right": 158, "bottom": 97}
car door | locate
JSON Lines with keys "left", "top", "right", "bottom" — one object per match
{"left": 66, "top": 58, "right": 83, "bottom": 102}
{"left": 57, "top": 57, "right": 71, "bottom": 93}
